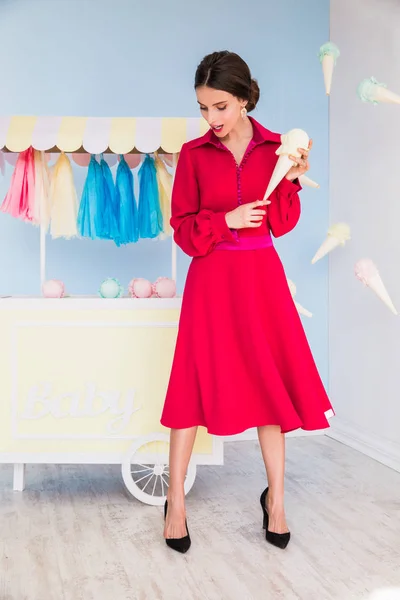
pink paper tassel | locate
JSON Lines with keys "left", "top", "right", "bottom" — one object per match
{"left": 1, "top": 147, "right": 36, "bottom": 222}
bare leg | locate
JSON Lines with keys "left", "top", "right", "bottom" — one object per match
{"left": 257, "top": 425, "right": 289, "bottom": 534}
{"left": 164, "top": 426, "right": 198, "bottom": 539}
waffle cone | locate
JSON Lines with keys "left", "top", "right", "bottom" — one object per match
{"left": 367, "top": 273, "right": 398, "bottom": 315}
{"left": 322, "top": 54, "right": 335, "bottom": 95}
{"left": 263, "top": 155, "right": 294, "bottom": 201}
{"left": 374, "top": 86, "right": 400, "bottom": 105}
{"left": 311, "top": 236, "right": 341, "bottom": 264}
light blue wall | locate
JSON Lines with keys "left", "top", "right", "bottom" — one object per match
{"left": 0, "top": 0, "right": 329, "bottom": 384}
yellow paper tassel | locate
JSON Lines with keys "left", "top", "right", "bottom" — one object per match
{"left": 49, "top": 153, "right": 78, "bottom": 239}
{"left": 154, "top": 152, "right": 172, "bottom": 236}
{"left": 33, "top": 150, "right": 52, "bottom": 228}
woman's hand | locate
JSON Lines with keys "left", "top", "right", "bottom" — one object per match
{"left": 286, "top": 139, "right": 313, "bottom": 182}
{"left": 225, "top": 199, "right": 271, "bottom": 229}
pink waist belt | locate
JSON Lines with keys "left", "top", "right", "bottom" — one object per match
{"left": 215, "top": 234, "right": 273, "bottom": 251}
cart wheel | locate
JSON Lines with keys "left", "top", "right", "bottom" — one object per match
{"left": 121, "top": 432, "right": 197, "bottom": 506}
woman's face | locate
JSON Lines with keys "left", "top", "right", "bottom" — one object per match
{"left": 196, "top": 86, "right": 245, "bottom": 138}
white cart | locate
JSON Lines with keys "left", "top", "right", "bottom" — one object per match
{"left": 0, "top": 115, "right": 223, "bottom": 505}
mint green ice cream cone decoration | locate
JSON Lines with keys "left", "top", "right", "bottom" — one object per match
{"left": 318, "top": 42, "right": 340, "bottom": 95}
{"left": 357, "top": 76, "right": 400, "bottom": 105}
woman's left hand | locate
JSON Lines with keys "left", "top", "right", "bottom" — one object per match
{"left": 285, "top": 139, "right": 313, "bottom": 181}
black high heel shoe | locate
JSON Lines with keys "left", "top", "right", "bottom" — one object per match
{"left": 164, "top": 499, "right": 191, "bottom": 554}
{"left": 260, "top": 487, "right": 291, "bottom": 549}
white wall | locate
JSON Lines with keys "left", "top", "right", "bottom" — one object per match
{"left": 328, "top": 0, "right": 400, "bottom": 471}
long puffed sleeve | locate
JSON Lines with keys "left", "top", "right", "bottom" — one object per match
{"left": 170, "top": 144, "right": 235, "bottom": 257}
{"left": 267, "top": 176, "right": 302, "bottom": 238}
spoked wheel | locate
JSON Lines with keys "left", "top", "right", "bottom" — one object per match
{"left": 121, "top": 432, "right": 197, "bottom": 506}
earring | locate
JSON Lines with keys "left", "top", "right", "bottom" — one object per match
{"left": 241, "top": 106, "right": 247, "bottom": 120}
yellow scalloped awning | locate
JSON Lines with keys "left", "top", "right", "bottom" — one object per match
{"left": 0, "top": 116, "right": 210, "bottom": 153}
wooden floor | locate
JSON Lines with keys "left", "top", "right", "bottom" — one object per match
{"left": 0, "top": 436, "right": 399, "bottom": 600}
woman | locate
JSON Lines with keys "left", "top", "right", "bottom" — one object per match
{"left": 160, "top": 51, "right": 334, "bottom": 553}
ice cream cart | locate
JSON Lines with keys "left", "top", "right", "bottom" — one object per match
{"left": 0, "top": 115, "right": 224, "bottom": 505}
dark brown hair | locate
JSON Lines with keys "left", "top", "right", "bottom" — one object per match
{"left": 194, "top": 51, "right": 260, "bottom": 112}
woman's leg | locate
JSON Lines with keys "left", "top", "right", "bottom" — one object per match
{"left": 164, "top": 426, "right": 198, "bottom": 539}
{"left": 257, "top": 425, "right": 289, "bottom": 534}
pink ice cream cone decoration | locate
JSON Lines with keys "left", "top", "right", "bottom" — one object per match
{"left": 355, "top": 259, "right": 398, "bottom": 315}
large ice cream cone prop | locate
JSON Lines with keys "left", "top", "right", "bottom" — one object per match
{"left": 357, "top": 77, "right": 400, "bottom": 105}
{"left": 311, "top": 222, "right": 351, "bottom": 264}
{"left": 263, "top": 129, "right": 309, "bottom": 201}
{"left": 318, "top": 42, "right": 340, "bottom": 95}
{"left": 263, "top": 155, "right": 294, "bottom": 201}
{"left": 299, "top": 174, "right": 320, "bottom": 188}
{"left": 355, "top": 259, "right": 398, "bottom": 315}
{"left": 287, "top": 279, "right": 312, "bottom": 318}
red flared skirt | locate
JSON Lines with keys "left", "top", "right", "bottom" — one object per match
{"left": 161, "top": 240, "right": 334, "bottom": 435}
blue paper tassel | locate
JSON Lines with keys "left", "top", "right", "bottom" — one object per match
{"left": 115, "top": 155, "right": 139, "bottom": 244}
{"left": 100, "top": 156, "right": 120, "bottom": 245}
{"left": 77, "top": 155, "right": 104, "bottom": 239}
{"left": 138, "top": 154, "right": 163, "bottom": 239}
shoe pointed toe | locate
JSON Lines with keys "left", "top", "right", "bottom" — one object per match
{"left": 166, "top": 535, "right": 191, "bottom": 553}
{"left": 265, "top": 530, "right": 290, "bottom": 549}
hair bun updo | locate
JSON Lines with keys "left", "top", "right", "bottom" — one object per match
{"left": 247, "top": 79, "right": 260, "bottom": 112}
{"left": 195, "top": 51, "right": 261, "bottom": 113}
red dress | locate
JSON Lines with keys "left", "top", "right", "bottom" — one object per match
{"left": 160, "top": 117, "right": 334, "bottom": 435}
